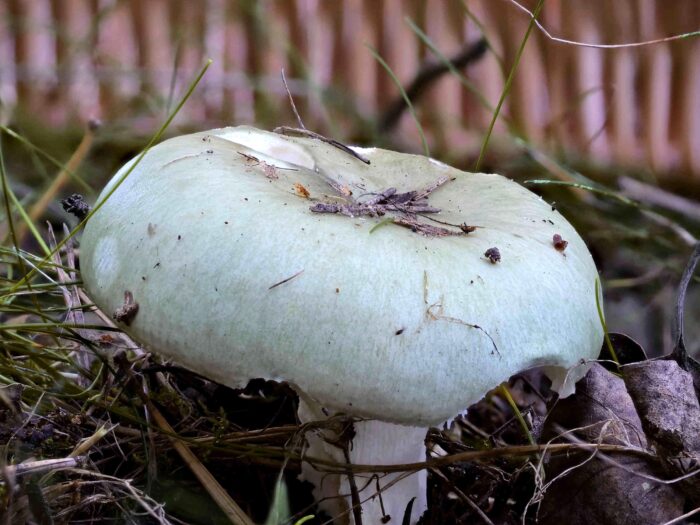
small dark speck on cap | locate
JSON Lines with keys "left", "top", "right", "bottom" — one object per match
{"left": 484, "top": 247, "right": 501, "bottom": 264}
{"left": 553, "top": 234, "right": 568, "bottom": 252}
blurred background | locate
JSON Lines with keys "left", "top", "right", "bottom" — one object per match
{"left": 2, "top": 2, "right": 700, "bottom": 523}
{"left": 1, "top": 0, "right": 699, "bottom": 355}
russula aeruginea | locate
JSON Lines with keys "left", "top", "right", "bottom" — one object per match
{"left": 81, "top": 126, "right": 603, "bottom": 524}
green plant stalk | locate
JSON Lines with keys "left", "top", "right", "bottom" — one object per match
{"left": 596, "top": 278, "right": 618, "bottom": 365}
{"left": 3, "top": 179, "right": 51, "bottom": 255}
{"left": 474, "top": 0, "right": 545, "bottom": 171}
{"left": 498, "top": 384, "right": 536, "bottom": 446}
{"left": 0, "top": 126, "right": 92, "bottom": 194}
{"left": 0, "top": 137, "right": 44, "bottom": 314}
{"left": 458, "top": 0, "right": 506, "bottom": 70}
{"left": 0, "top": 322, "right": 121, "bottom": 332}
{"left": 369, "top": 217, "right": 394, "bottom": 234}
{"left": 263, "top": 473, "right": 290, "bottom": 525}
{"left": 524, "top": 179, "right": 639, "bottom": 207}
{"left": 367, "top": 45, "right": 430, "bottom": 157}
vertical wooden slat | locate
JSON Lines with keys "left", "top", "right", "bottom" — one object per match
{"left": 294, "top": 0, "right": 334, "bottom": 129}
{"left": 665, "top": 0, "right": 699, "bottom": 174}
{"left": 680, "top": 38, "right": 700, "bottom": 174}
{"left": 540, "top": 1, "right": 573, "bottom": 150}
{"left": 338, "top": 0, "right": 379, "bottom": 116}
{"left": 501, "top": 1, "right": 548, "bottom": 144}
{"left": 50, "top": 0, "right": 70, "bottom": 120}
{"left": 0, "top": 0, "right": 19, "bottom": 114}
{"left": 638, "top": 0, "right": 675, "bottom": 172}
{"left": 52, "top": 0, "right": 100, "bottom": 122}
{"left": 571, "top": 2, "right": 609, "bottom": 159}
{"left": 460, "top": 1, "right": 504, "bottom": 136}
{"left": 472, "top": 1, "right": 510, "bottom": 138}
{"left": 285, "top": 0, "right": 309, "bottom": 119}
{"left": 203, "top": 0, "right": 226, "bottom": 122}
{"left": 95, "top": 0, "right": 139, "bottom": 120}
{"left": 606, "top": 0, "right": 639, "bottom": 164}
{"left": 167, "top": 0, "right": 206, "bottom": 123}
{"left": 224, "top": 1, "right": 255, "bottom": 124}
{"left": 377, "top": 0, "right": 416, "bottom": 108}
{"left": 129, "top": 0, "right": 173, "bottom": 102}
{"left": 423, "top": 0, "right": 464, "bottom": 149}
{"left": 257, "top": 0, "right": 295, "bottom": 124}
{"left": 9, "top": 0, "right": 57, "bottom": 118}
{"left": 379, "top": 0, "right": 422, "bottom": 142}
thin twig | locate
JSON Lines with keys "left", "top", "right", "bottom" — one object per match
{"left": 305, "top": 441, "right": 651, "bottom": 475}
{"left": 549, "top": 423, "right": 700, "bottom": 486}
{"left": 310, "top": 176, "right": 463, "bottom": 236}
{"left": 268, "top": 269, "right": 304, "bottom": 290}
{"left": 661, "top": 506, "right": 700, "bottom": 525}
{"left": 618, "top": 176, "right": 700, "bottom": 223}
{"left": 412, "top": 175, "right": 452, "bottom": 201}
{"left": 672, "top": 242, "right": 700, "bottom": 368}
{"left": 506, "top": 0, "right": 700, "bottom": 49}
{"left": 342, "top": 447, "right": 364, "bottom": 525}
{"left": 281, "top": 68, "right": 306, "bottom": 130}
{"left": 274, "top": 126, "right": 370, "bottom": 165}
{"left": 430, "top": 468, "right": 495, "bottom": 525}
{"left": 149, "top": 406, "right": 255, "bottom": 525}
{"left": 68, "top": 469, "right": 173, "bottom": 523}
{"left": 0, "top": 457, "right": 86, "bottom": 480}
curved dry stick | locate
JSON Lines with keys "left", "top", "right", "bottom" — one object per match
{"left": 378, "top": 38, "right": 487, "bottom": 132}
{"left": 672, "top": 242, "right": 700, "bottom": 368}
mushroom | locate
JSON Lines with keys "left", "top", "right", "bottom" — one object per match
{"left": 80, "top": 126, "right": 603, "bottom": 524}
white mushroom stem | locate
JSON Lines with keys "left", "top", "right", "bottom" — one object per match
{"left": 298, "top": 399, "right": 428, "bottom": 524}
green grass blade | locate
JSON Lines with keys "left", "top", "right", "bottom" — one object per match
{"left": 367, "top": 45, "right": 430, "bottom": 157}
{"left": 0, "top": 126, "right": 93, "bottom": 194}
{"left": 263, "top": 473, "right": 290, "bottom": 525}
{"left": 596, "top": 278, "right": 619, "bottom": 366}
{"left": 474, "top": 0, "right": 545, "bottom": 171}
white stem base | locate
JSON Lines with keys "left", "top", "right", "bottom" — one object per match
{"left": 298, "top": 399, "right": 428, "bottom": 524}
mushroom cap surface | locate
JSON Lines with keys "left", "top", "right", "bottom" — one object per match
{"left": 81, "top": 126, "right": 603, "bottom": 426}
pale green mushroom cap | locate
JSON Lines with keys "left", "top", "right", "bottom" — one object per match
{"left": 81, "top": 126, "right": 603, "bottom": 427}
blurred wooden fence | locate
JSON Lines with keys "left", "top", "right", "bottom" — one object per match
{"left": 1, "top": 0, "right": 699, "bottom": 176}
